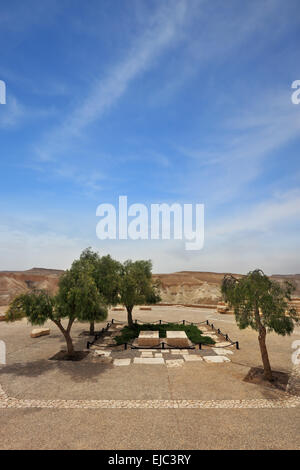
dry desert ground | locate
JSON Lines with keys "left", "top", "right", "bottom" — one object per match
{"left": 0, "top": 305, "right": 299, "bottom": 450}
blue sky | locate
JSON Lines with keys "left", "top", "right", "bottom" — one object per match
{"left": 0, "top": 0, "right": 300, "bottom": 273}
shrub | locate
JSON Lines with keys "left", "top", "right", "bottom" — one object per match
{"left": 114, "top": 322, "right": 215, "bottom": 345}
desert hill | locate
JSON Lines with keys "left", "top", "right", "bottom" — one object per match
{"left": 0, "top": 268, "right": 63, "bottom": 306}
{"left": 1, "top": 268, "right": 300, "bottom": 309}
{"left": 153, "top": 271, "right": 236, "bottom": 306}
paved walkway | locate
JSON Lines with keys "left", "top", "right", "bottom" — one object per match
{"left": 0, "top": 305, "right": 299, "bottom": 449}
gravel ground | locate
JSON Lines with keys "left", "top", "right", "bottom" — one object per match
{"left": 0, "top": 305, "right": 299, "bottom": 449}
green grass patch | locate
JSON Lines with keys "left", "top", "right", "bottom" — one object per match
{"left": 114, "top": 322, "right": 215, "bottom": 346}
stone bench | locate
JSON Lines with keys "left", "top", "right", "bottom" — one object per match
{"left": 166, "top": 331, "right": 189, "bottom": 347}
{"left": 30, "top": 328, "right": 50, "bottom": 338}
{"left": 138, "top": 331, "right": 160, "bottom": 347}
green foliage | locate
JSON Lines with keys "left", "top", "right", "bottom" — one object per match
{"left": 114, "top": 323, "right": 215, "bottom": 345}
{"left": 6, "top": 290, "right": 54, "bottom": 325}
{"left": 7, "top": 263, "right": 108, "bottom": 326}
{"left": 221, "top": 269, "right": 298, "bottom": 335}
{"left": 74, "top": 248, "right": 121, "bottom": 306}
{"left": 119, "top": 260, "right": 161, "bottom": 310}
{"left": 56, "top": 268, "right": 108, "bottom": 323}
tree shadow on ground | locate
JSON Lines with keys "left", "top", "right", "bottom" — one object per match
{"left": 0, "top": 357, "right": 113, "bottom": 384}
{"left": 244, "top": 367, "right": 289, "bottom": 392}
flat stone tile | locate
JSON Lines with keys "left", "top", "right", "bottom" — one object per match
{"left": 167, "top": 331, "right": 187, "bottom": 338}
{"left": 212, "top": 348, "right": 233, "bottom": 355}
{"left": 198, "top": 349, "right": 216, "bottom": 356}
{"left": 141, "top": 352, "right": 153, "bottom": 358}
{"left": 133, "top": 358, "right": 165, "bottom": 365}
{"left": 165, "top": 359, "right": 184, "bottom": 368}
{"left": 166, "top": 331, "right": 189, "bottom": 347}
{"left": 113, "top": 359, "right": 131, "bottom": 366}
{"left": 94, "top": 350, "right": 111, "bottom": 357}
{"left": 138, "top": 331, "right": 160, "bottom": 347}
{"left": 154, "top": 353, "right": 163, "bottom": 358}
{"left": 203, "top": 356, "right": 231, "bottom": 363}
{"left": 183, "top": 355, "right": 203, "bottom": 361}
{"left": 139, "top": 331, "right": 159, "bottom": 338}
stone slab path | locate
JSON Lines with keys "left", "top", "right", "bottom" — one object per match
{"left": 110, "top": 348, "right": 232, "bottom": 367}
{"left": 0, "top": 319, "right": 299, "bottom": 411}
{"left": 99, "top": 322, "right": 239, "bottom": 368}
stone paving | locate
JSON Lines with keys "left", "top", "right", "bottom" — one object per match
{"left": 203, "top": 355, "right": 231, "bottom": 363}
{"left": 88, "top": 321, "right": 235, "bottom": 366}
{"left": 111, "top": 350, "right": 231, "bottom": 366}
{"left": 0, "top": 381, "right": 299, "bottom": 409}
{"left": 109, "top": 348, "right": 232, "bottom": 366}
{"left": 1, "top": 315, "right": 299, "bottom": 411}
{"left": 94, "top": 322, "right": 239, "bottom": 368}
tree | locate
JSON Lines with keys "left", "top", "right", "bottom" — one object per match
{"left": 6, "top": 267, "right": 108, "bottom": 356}
{"left": 119, "top": 260, "right": 161, "bottom": 327}
{"left": 73, "top": 248, "right": 121, "bottom": 335}
{"left": 221, "top": 269, "right": 299, "bottom": 381}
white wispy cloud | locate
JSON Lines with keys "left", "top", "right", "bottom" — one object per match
{"left": 207, "top": 189, "right": 300, "bottom": 238}
{"left": 0, "top": 96, "right": 23, "bottom": 128}
{"left": 2, "top": 188, "right": 300, "bottom": 274}
{"left": 35, "top": 0, "right": 188, "bottom": 162}
{"left": 177, "top": 90, "right": 300, "bottom": 203}
{"left": 0, "top": 94, "right": 57, "bottom": 129}
{"left": 0, "top": 227, "right": 85, "bottom": 271}
{"left": 149, "top": 0, "right": 298, "bottom": 107}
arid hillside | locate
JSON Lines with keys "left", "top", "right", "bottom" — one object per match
{"left": 1, "top": 268, "right": 300, "bottom": 309}
{"left": 155, "top": 271, "right": 300, "bottom": 306}
{"left": 153, "top": 271, "right": 234, "bottom": 306}
{"left": 0, "top": 268, "right": 63, "bottom": 307}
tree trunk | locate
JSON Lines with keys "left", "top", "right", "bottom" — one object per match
{"left": 254, "top": 306, "right": 273, "bottom": 381}
{"left": 52, "top": 318, "right": 75, "bottom": 357}
{"left": 64, "top": 331, "right": 75, "bottom": 356}
{"left": 89, "top": 321, "right": 95, "bottom": 336}
{"left": 258, "top": 326, "right": 273, "bottom": 381}
{"left": 126, "top": 306, "right": 134, "bottom": 328}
